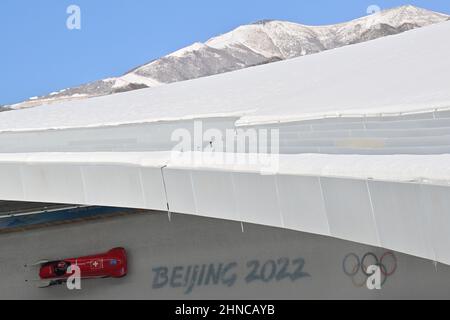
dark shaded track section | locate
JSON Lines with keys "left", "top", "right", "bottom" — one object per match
{"left": 0, "top": 201, "right": 72, "bottom": 216}
{"left": 0, "top": 201, "right": 143, "bottom": 233}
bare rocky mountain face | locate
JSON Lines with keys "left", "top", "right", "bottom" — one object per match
{"left": 0, "top": 105, "right": 11, "bottom": 113}
{"left": 6, "top": 5, "right": 449, "bottom": 110}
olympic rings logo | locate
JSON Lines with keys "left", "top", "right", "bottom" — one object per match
{"left": 342, "top": 252, "right": 397, "bottom": 288}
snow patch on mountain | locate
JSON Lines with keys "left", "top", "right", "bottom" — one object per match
{"left": 7, "top": 5, "right": 449, "bottom": 110}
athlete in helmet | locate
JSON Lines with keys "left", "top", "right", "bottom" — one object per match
{"left": 54, "top": 261, "right": 70, "bottom": 277}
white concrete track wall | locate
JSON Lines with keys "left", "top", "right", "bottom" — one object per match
{"left": 0, "top": 118, "right": 237, "bottom": 154}
{"left": 0, "top": 153, "right": 449, "bottom": 266}
{"left": 2, "top": 111, "right": 450, "bottom": 155}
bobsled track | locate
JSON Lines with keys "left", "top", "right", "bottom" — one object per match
{"left": 0, "top": 211, "right": 450, "bottom": 300}
{"left": 2, "top": 111, "right": 450, "bottom": 266}
{"left": 0, "top": 20, "right": 450, "bottom": 298}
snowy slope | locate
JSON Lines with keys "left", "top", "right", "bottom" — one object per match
{"left": 6, "top": 5, "right": 448, "bottom": 110}
{"left": 0, "top": 19, "right": 449, "bottom": 131}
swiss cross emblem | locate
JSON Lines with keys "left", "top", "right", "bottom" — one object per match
{"left": 91, "top": 259, "right": 102, "bottom": 269}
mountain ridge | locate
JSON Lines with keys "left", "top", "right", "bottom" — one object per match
{"left": 6, "top": 5, "right": 449, "bottom": 110}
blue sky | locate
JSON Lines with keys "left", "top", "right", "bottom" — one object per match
{"left": 1, "top": 0, "right": 449, "bottom": 105}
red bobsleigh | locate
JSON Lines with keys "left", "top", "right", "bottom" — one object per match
{"left": 27, "top": 248, "right": 127, "bottom": 287}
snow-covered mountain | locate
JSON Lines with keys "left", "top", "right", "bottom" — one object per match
{"left": 7, "top": 5, "right": 449, "bottom": 110}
